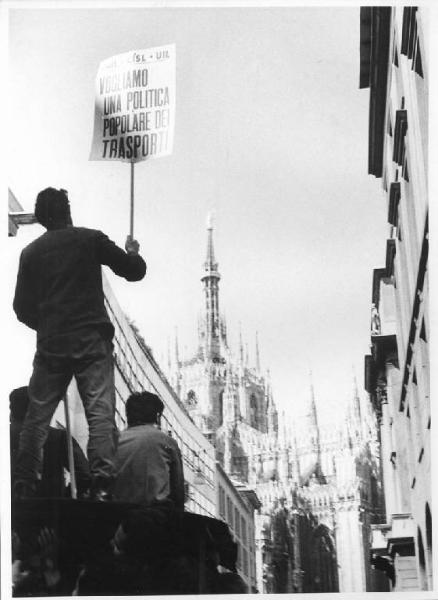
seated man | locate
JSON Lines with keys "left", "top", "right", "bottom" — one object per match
{"left": 10, "top": 386, "right": 90, "bottom": 498}
{"left": 111, "top": 391, "right": 185, "bottom": 557}
{"left": 113, "top": 391, "right": 184, "bottom": 508}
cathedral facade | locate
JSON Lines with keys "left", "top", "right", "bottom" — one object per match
{"left": 169, "top": 220, "right": 386, "bottom": 593}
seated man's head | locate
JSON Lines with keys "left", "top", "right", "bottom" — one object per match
{"left": 125, "top": 391, "right": 164, "bottom": 427}
{"left": 9, "top": 386, "right": 30, "bottom": 424}
{"left": 34, "top": 187, "right": 72, "bottom": 229}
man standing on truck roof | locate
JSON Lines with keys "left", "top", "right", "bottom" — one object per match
{"left": 13, "top": 187, "right": 147, "bottom": 501}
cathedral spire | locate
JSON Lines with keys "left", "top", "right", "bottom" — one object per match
{"left": 172, "top": 328, "right": 181, "bottom": 396}
{"left": 201, "top": 215, "right": 221, "bottom": 358}
{"left": 167, "top": 336, "right": 172, "bottom": 373}
{"left": 255, "top": 331, "right": 261, "bottom": 371}
{"left": 239, "top": 322, "right": 244, "bottom": 365}
{"left": 174, "top": 327, "right": 180, "bottom": 365}
{"left": 309, "top": 371, "right": 322, "bottom": 463}
{"left": 352, "top": 367, "right": 362, "bottom": 422}
{"left": 347, "top": 367, "right": 363, "bottom": 441}
{"left": 266, "top": 368, "right": 271, "bottom": 394}
{"left": 309, "top": 371, "right": 318, "bottom": 427}
{"left": 267, "top": 371, "right": 278, "bottom": 435}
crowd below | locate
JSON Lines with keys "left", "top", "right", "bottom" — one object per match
{"left": 11, "top": 388, "right": 246, "bottom": 596}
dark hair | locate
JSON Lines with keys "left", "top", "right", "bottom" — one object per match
{"left": 125, "top": 392, "right": 164, "bottom": 426}
{"left": 34, "top": 187, "right": 71, "bottom": 229}
{"left": 10, "top": 386, "right": 30, "bottom": 422}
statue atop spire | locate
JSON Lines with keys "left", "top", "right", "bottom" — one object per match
{"left": 204, "top": 212, "right": 218, "bottom": 273}
{"left": 206, "top": 212, "right": 214, "bottom": 229}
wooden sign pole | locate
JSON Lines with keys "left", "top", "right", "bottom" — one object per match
{"left": 63, "top": 394, "right": 77, "bottom": 499}
{"left": 130, "top": 161, "right": 135, "bottom": 237}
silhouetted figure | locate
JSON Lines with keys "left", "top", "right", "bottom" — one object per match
{"left": 10, "top": 386, "right": 90, "bottom": 498}
{"left": 13, "top": 187, "right": 146, "bottom": 500}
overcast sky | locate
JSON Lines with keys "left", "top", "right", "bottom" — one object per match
{"left": 6, "top": 4, "right": 395, "bottom": 423}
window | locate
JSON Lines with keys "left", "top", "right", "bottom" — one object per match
{"left": 387, "top": 116, "right": 393, "bottom": 136}
{"left": 414, "top": 39, "right": 423, "bottom": 77}
{"left": 219, "top": 486, "right": 226, "bottom": 518}
{"left": 243, "top": 549, "right": 249, "bottom": 576}
{"left": 236, "top": 544, "right": 241, "bottom": 570}
{"left": 417, "top": 527, "right": 427, "bottom": 589}
{"left": 425, "top": 503, "right": 432, "bottom": 550}
{"left": 403, "top": 159, "right": 409, "bottom": 182}
{"left": 218, "top": 391, "right": 224, "bottom": 425}
{"left": 250, "top": 394, "right": 257, "bottom": 427}
{"left": 241, "top": 516, "right": 247, "bottom": 544}
{"left": 393, "top": 44, "right": 399, "bottom": 67}
{"left": 234, "top": 508, "right": 240, "bottom": 537}
{"left": 413, "top": 368, "right": 417, "bottom": 385}
{"left": 227, "top": 497, "right": 234, "bottom": 529}
{"left": 420, "top": 318, "right": 427, "bottom": 342}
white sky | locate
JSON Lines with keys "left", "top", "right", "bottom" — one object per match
{"left": 5, "top": 4, "right": 401, "bottom": 423}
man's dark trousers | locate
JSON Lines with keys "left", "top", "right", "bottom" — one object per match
{"left": 15, "top": 327, "right": 117, "bottom": 490}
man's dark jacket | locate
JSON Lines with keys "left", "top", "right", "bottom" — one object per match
{"left": 13, "top": 227, "right": 146, "bottom": 341}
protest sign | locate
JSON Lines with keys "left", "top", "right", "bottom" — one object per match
{"left": 90, "top": 45, "right": 175, "bottom": 162}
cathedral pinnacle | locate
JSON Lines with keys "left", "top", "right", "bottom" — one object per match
{"left": 255, "top": 331, "right": 261, "bottom": 372}
{"left": 204, "top": 213, "right": 218, "bottom": 274}
{"left": 308, "top": 371, "right": 322, "bottom": 464}
{"left": 239, "top": 323, "right": 244, "bottom": 364}
{"left": 352, "top": 368, "right": 362, "bottom": 422}
{"left": 174, "top": 327, "right": 180, "bottom": 365}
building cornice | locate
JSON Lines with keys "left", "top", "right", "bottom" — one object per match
{"left": 359, "top": 7, "right": 392, "bottom": 178}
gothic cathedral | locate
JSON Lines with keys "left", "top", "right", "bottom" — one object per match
{"left": 169, "top": 219, "right": 385, "bottom": 593}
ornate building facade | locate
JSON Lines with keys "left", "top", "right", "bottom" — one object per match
{"left": 168, "top": 220, "right": 386, "bottom": 592}
{"left": 361, "top": 6, "right": 431, "bottom": 592}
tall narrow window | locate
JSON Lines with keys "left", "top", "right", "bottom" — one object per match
{"left": 218, "top": 390, "right": 224, "bottom": 425}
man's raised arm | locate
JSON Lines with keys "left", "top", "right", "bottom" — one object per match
{"left": 96, "top": 231, "right": 147, "bottom": 281}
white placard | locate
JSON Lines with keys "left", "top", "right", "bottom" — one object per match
{"left": 90, "top": 45, "right": 175, "bottom": 162}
